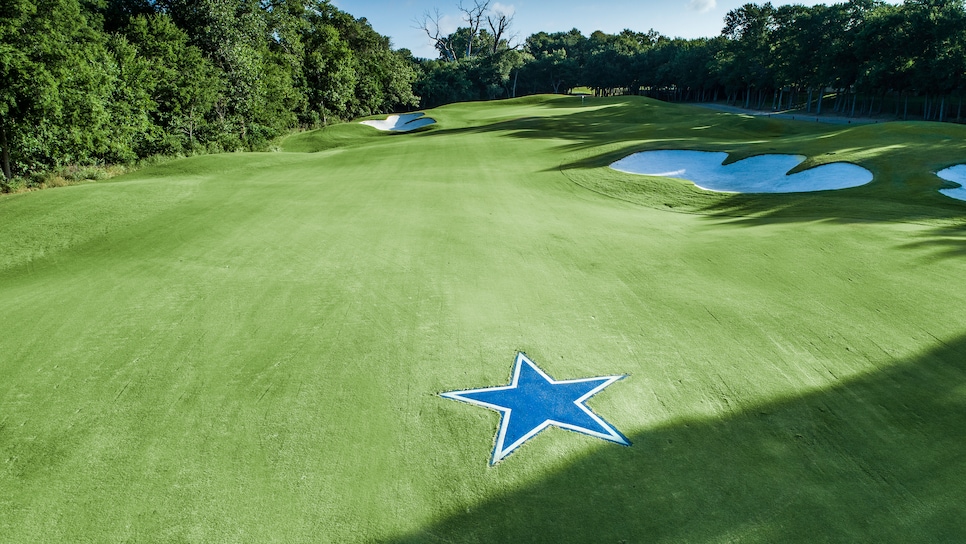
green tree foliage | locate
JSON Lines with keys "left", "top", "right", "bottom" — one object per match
{"left": 1, "top": 0, "right": 115, "bottom": 178}
{"left": 121, "top": 13, "right": 219, "bottom": 154}
{"left": 521, "top": 30, "right": 584, "bottom": 94}
{"left": 414, "top": 4, "right": 526, "bottom": 107}
{"left": 7, "top": 0, "right": 966, "bottom": 184}
{"left": 2, "top": 0, "right": 419, "bottom": 182}
{"left": 901, "top": 0, "right": 966, "bottom": 110}
{"left": 447, "top": 0, "right": 966, "bottom": 121}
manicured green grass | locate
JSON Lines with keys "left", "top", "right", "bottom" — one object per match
{"left": 2, "top": 95, "right": 966, "bottom": 542}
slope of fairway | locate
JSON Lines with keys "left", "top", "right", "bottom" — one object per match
{"left": 3, "top": 95, "right": 966, "bottom": 542}
{"left": 554, "top": 99, "right": 966, "bottom": 223}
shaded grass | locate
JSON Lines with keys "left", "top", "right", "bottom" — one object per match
{"left": 421, "top": 96, "right": 966, "bottom": 224}
{"left": 391, "top": 333, "right": 966, "bottom": 543}
{"left": 398, "top": 97, "right": 966, "bottom": 273}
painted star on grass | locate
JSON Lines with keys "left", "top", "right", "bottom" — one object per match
{"left": 441, "top": 352, "right": 630, "bottom": 465}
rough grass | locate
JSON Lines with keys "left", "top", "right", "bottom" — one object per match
{"left": 2, "top": 95, "right": 965, "bottom": 542}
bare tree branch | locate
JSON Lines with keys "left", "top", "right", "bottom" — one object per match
{"left": 486, "top": 9, "right": 514, "bottom": 54}
{"left": 413, "top": 8, "right": 457, "bottom": 61}
{"left": 458, "top": 0, "right": 490, "bottom": 57}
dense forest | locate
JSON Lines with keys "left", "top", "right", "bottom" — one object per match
{"left": 2, "top": 0, "right": 966, "bottom": 187}
{"left": 0, "top": 0, "right": 420, "bottom": 185}
{"left": 422, "top": 0, "right": 966, "bottom": 120}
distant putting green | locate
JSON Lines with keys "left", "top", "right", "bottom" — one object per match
{"left": 2, "top": 96, "right": 966, "bottom": 542}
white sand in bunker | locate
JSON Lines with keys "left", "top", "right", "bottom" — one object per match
{"left": 937, "top": 165, "right": 966, "bottom": 201}
{"left": 360, "top": 112, "right": 436, "bottom": 132}
{"left": 610, "top": 150, "right": 873, "bottom": 193}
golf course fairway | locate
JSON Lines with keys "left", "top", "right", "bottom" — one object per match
{"left": 2, "top": 95, "right": 966, "bottom": 542}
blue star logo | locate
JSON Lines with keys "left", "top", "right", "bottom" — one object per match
{"left": 441, "top": 352, "right": 630, "bottom": 464}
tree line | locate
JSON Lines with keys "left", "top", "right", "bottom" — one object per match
{"left": 418, "top": 0, "right": 966, "bottom": 123}
{"left": 1, "top": 0, "right": 419, "bottom": 183}
{"left": 4, "top": 0, "right": 966, "bottom": 185}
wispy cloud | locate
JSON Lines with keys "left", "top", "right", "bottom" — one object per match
{"left": 687, "top": 0, "right": 716, "bottom": 13}
{"left": 438, "top": 13, "right": 459, "bottom": 35}
{"left": 491, "top": 2, "right": 515, "bottom": 17}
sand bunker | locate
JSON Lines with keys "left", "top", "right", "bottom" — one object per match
{"left": 360, "top": 112, "right": 436, "bottom": 132}
{"left": 937, "top": 165, "right": 966, "bottom": 201}
{"left": 610, "top": 150, "right": 873, "bottom": 193}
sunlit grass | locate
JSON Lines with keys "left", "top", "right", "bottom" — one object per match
{"left": 2, "top": 95, "right": 965, "bottom": 542}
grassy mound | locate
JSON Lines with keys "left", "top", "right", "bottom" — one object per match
{"left": 2, "top": 95, "right": 965, "bottom": 542}
{"left": 279, "top": 122, "right": 388, "bottom": 152}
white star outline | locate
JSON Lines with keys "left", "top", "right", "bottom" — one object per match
{"left": 441, "top": 352, "right": 630, "bottom": 464}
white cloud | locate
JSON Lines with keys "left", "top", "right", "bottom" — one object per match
{"left": 439, "top": 14, "right": 459, "bottom": 35}
{"left": 687, "top": 0, "right": 716, "bottom": 13}
{"left": 491, "top": 2, "right": 516, "bottom": 17}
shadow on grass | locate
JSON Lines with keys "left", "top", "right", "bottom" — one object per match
{"left": 435, "top": 97, "right": 966, "bottom": 244}
{"left": 900, "top": 220, "right": 966, "bottom": 261}
{"left": 693, "top": 188, "right": 966, "bottom": 225}
{"left": 419, "top": 97, "right": 810, "bottom": 157}
{"left": 389, "top": 334, "right": 966, "bottom": 543}
{"left": 419, "top": 96, "right": 966, "bottom": 257}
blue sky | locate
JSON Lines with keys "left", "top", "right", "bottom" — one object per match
{"left": 334, "top": 0, "right": 897, "bottom": 59}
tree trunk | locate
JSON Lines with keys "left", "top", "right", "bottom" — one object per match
{"left": 924, "top": 95, "right": 929, "bottom": 120}
{"left": 188, "top": 106, "right": 195, "bottom": 146}
{"left": 0, "top": 123, "right": 11, "bottom": 181}
{"left": 807, "top": 88, "right": 813, "bottom": 113}
{"left": 817, "top": 89, "right": 824, "bottom": 115}
{"left": 850, "top": 92, "right": 857, "bottom": 117}
{"left": 903, "top": 94, "right": 908, "bottom": 120}
{"left": 939, "top": 96, "right": 945, "bottom": 122}
{"left": 773, "top": 89, "right": 780, "bottom": 110}
{"left": 512, "top": 69, "right": 518, "bottom": 98}
{"left": 745, "top": 85, "right": 751, "bottom": 108}
{"left": 958, "top": 96, "right": 962, "bottom": 121}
